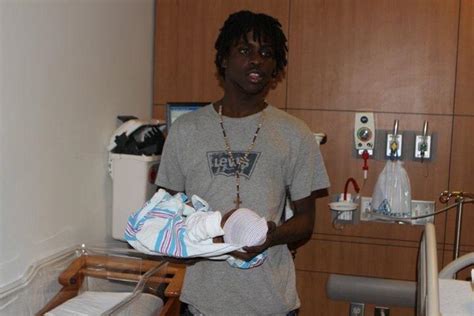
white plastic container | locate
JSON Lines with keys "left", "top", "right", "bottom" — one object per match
{"left": 109, "top": 153, "right": 160, "bottom": 240}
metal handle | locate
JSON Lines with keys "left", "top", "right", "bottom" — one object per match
{"left": 422, "top": 121, "right": 429, "bottom": 137}
{"left": 392, "top": 120, "right": 399, "bottom": 136}
{"left": 439, "top": 190, "right": 474, "bottom": 261}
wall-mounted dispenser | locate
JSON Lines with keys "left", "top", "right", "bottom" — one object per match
{"left": 386, "top": 120, "right": 402, "bottom": 159}
{"left": 414, "top": 121, "right": 431, "bottom": 162}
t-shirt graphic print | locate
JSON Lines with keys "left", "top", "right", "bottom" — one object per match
{"left": 207, "top": 151, "right": 261, "bottom": 179}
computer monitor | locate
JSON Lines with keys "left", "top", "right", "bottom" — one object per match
{"left": 166, "top": 102, "right": 208, "bottom": 130}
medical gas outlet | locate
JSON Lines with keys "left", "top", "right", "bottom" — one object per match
{"left": 385, "top": 120, "right": 403, "bottom": 159}
{"left": 354, "top": 112, "right": 375, "bottom": 156}
{"left": 414, "top": 121, "right": 431, "bottom": 161}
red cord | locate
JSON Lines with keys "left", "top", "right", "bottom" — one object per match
{"left": 343, "top": 177, "right": 360, "bottom": 200}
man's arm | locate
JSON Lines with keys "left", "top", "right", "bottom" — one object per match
{"left": 232, "top": 188, "right": 328, "bottom": 261}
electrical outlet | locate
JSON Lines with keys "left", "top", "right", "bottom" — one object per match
{"left": 360, "top": 196, "right": 372, "bottom": 221}
{"left": 411, "top": 200, "right": 435, "bottom": 225}
{"left": 374, "top": 306, "right": 390, "bottom": 316}
{"left": 349, "top": 303, "right": 365, "bottom": 316}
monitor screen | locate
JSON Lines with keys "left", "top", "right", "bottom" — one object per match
{"left": 166, "top": 102, "right": 208, "bottom": 130}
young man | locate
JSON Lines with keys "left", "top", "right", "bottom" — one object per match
{"left": 156, "top": 10, "right": 330, "bottom": 315}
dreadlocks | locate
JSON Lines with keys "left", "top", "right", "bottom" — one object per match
{"left": 214, "top": 10, "right": 288, "bottom": 79}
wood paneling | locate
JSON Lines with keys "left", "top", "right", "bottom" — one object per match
{"left": 288, "top": 0, "right": 459, "bottom": 114}
{"left": 454, "top": 0, "right": 474, "bottom": 114}
{"left": 444, "top": 117, "right": 474, "bottom": 253}
{"left": 153, "top": 0, "right": 289, "bottom": 107}
{"left": 152, "top": 104, "right": 166, "bottom": 122}
{"left": 296, "top": 271, "right": 349, "bottom": 316}
{"left": 290, "top": 109, "right": 451, "bottom": 242}
{"left": 296, "top": 270, "right": 416, "bottom": 316}
{"left": 295, "top": 239, "right": 424, "bottom": 280}
{"left": 153, "top": 1, "right": 472, "bottom": 314}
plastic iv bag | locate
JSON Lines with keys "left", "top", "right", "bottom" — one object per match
{"left": 371, "top": 160, "right": 411, "bottom": 216}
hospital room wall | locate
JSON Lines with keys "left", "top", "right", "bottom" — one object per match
{"left": 152, "top": 0, "right": 473, "bottom": 315}
{"left": 0, "top": 0, "right": 154, "bottom": 287}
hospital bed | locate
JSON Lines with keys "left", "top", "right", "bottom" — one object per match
{"left": 418, "top": 222, "right": 474, "bottom": 315}
{"left": 417, "top": 222, "right": 440, "bottom": 315}
{"left": 327, "top": 223, "right": 474, "bottom": 315}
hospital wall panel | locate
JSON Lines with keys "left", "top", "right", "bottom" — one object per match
{"left": 295, "top": 271, "right": 350, "bottom": 316}
{"left": 290, "top": 109, "right": 451, "bottom": 243}
{"left": 153, "top": 0, "right": 288, "bottom": 108}
{"left": 294, "top": 238, "right": 425, "bottom": 280}
{"left": 152, "top": 104, "right": 166, "bottom": 122}
{"left": 287, "top": 0, "right": 459, "bottom": 114}
{"left": 443, "top": 116, "right": 474, "bottom": 261}
{"left": 454, "top": 0, "right": 474, "bottom": 115}
{"left": 153, "top": 0, "right": 471, "bottom": 314}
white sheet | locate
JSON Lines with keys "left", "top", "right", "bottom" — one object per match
{"left": 45, "top": 291, "right": 163, "bottom": 316}
{"left": 439, "top": 279, "right": 474, "bottom": 316}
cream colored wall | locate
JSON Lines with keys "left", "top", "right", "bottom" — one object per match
{"left": 0, "top": 0, "right": 154, "bottom": 287}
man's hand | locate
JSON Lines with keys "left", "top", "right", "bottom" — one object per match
{"left": 231, "top": 189, "right": 327, "bottom": 261}
{"left": 229, "top": 221, "right": 276, "bottom": 261}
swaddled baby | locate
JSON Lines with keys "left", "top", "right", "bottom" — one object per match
{"left": 125, "top": 189, "right": 268, "bottom": 269}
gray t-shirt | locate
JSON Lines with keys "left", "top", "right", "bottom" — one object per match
{"left": 156, "top": 104, "right": 330, "bottom": 315}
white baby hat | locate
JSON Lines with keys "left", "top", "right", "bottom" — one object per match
{"left": 223, "top": 208, "right": 268, "bottom": 247}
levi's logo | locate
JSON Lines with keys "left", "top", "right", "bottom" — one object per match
{"left": 207, "top": 151, "right": 260, "bottom": 179}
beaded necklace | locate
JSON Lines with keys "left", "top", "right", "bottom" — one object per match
{"left": 217, "top": 103, "right": 265, "bottom": 208}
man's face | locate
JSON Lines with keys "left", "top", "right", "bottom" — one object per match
{"left": 222, "top": 31, "right": 277, "bottom": 96}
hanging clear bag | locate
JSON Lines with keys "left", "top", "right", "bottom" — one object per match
{"left": 371, "top": 160, "right": 411, "bottom": 217}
